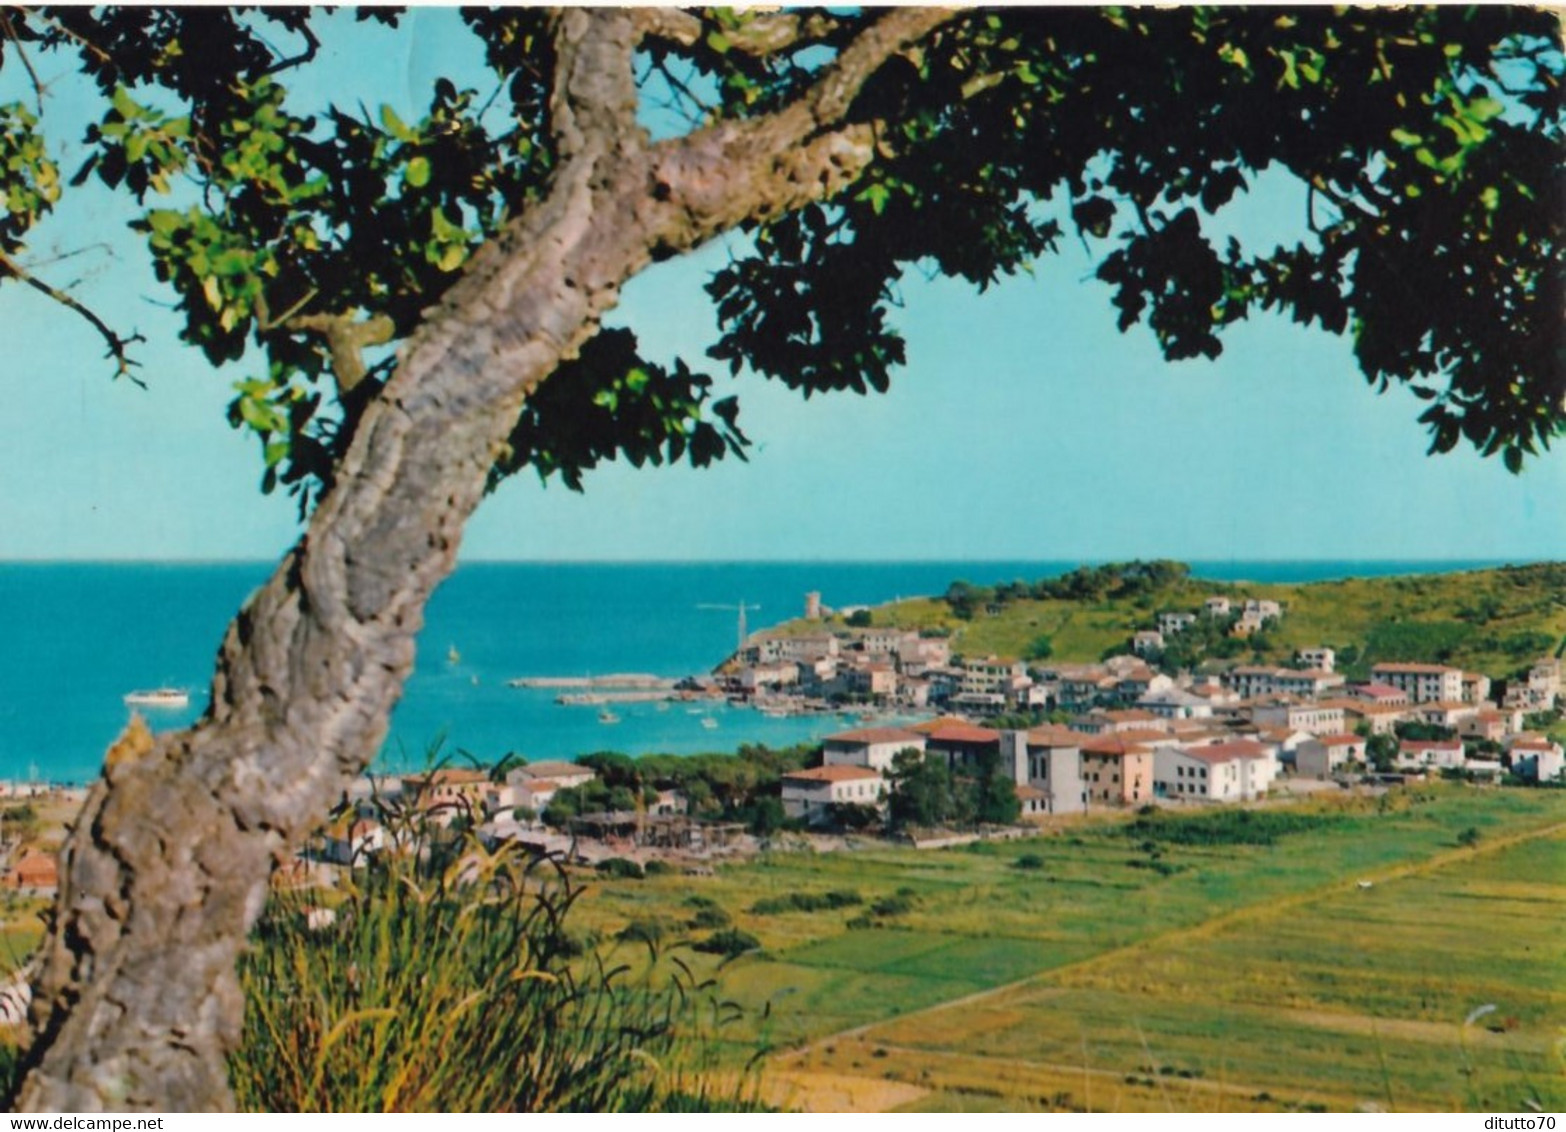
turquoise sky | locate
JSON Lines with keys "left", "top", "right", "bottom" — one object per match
{"left": 2, "top": 10, "right": 1561, "bottom": 564}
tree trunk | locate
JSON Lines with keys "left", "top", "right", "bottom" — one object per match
{"left": 13, "top": 8, "right": 954, "bottom": 1109}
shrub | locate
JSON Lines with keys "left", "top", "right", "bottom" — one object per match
{"left": 692, "top": 928, "right": 761, "bottom": 957}
{"left": 1124, "top": 808, "right": 1341, "bottom": 847}
{"left": 596, "top": 856, "right": 645, "bottom": 880}
{"left": 231, "top": 814, "right": 758, "bottom": 1112}
{"left": 1457, "top": 826, "right": 1482, "bottom": 848}
{"left": 870, "top": 894, "right": 914, "bottom": 917}
{"left": 643, "top": 859, "right": 675, "bottom": 876}
{"left": 1013, "top": 853, "right": 1045, "bottom": 870}
{"left": 689, "top": 905, "right": 732, "bottom": 930}
{"left": 750, "top": 889, "right": 862, "bottom": 915}
{"left": 617, "top": 918, "right": 668, "bottom": 946}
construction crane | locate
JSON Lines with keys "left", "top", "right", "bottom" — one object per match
{"left": 697, "top": 601, "right": 759, "bottom": 652}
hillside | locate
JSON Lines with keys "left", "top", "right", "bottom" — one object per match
{"left": 764, "top": 562, "right": 1566, "bottom": 680}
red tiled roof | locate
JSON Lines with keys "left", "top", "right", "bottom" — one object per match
{"left": 517, "top": 760, "right": 595, "bottom": 781}
{"left": 917, "top": 720, "right": 1002, "bottom": 744}
{"left": 407, "top": 767, "right": 490, "bottom": 787}
{"left": 1025, "top": 724, "right": 1093, "bottom": 748}
{"left": 1314, "top": 734, "right": 1365, "bottom": 746}
{"left": 783, "top": 765, "right": 882, "bottom": 783}
{"left": 1398, "top": 739, "right": 1463, "bottom": 752}
{"left": 1117, "top": 728, "right": 1177, "bottom": 743}
{"left": 825, "top": 727, "right": 926, "bottom": 746}
{"left": 1284, "top": 669, "right": 1338, "bottom": 681}
{"left": 909, "top": 715, "right": 970, "bottom": 733}
{"left": 1372, "top": 663, "right": 1459, "bottom": 674}
{"left": 1080, "top": 736, "right": 1153, "bottom": 757}
{"left": 1102, "top": 709, "right": 1160, "bottom": 723}
{"left": 1182, "top": 740, "right": 1273, "bottom": 761}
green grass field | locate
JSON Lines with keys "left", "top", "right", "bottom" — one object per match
{"left": 576, "top": 784, "right": 1566, "bottom": 1111}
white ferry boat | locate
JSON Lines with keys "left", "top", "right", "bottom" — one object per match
{"left": 123, "top": 688, "right": 190, "bottom": 709}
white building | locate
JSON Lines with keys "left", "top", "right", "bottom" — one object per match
{"left": 1157, "top": 611, "right": 1197, "bottom": 636}
{"left": 1155, "top": 741, "right": 1278, "bottom": 802}
{"left": 1371, "top": 663, "right": 1464, "bottom": 705}
{"left": 1251, "top": 701, "right": 1345, "bottom": 737}
{"left": 822, "top": 727, "right": 927, "bottom": 772}
{"left": 1296, "top": 647, "right": 1336, "bottom": 673}
{"left": 1136, "top": 688, "right": 1215, "bottom": 720}
{"left": 1394, "top": 739, "right": 1466, "bottom": 772}
{"left": 780, "top": 765, "right": 886, "bottom": 824}
{"left": 1295, "top": 734, "right": 1368, "bottom": 778}
{"left": 1132, "top": 630, "right": 1165, "bottom": 657}
{"left": 1507, "top": 737, "right": 1565, "bottom": 783}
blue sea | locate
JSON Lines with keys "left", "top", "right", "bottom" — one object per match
{"left": 0, "top": 558, "right": 1529, "bottom": 783}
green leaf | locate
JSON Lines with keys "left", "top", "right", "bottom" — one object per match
{"left": 379, "top": 104, "right": 414, "bottom": 142}
{"left": 404, "top": 156, "right": 431, "bottom": 188}
{"left": 857, "top": 183, "right": 892, "bottom": 216}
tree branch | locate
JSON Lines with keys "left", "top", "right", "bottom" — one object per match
{"left": 633, "top": 8, "right": 840, "bottom": 57}
{"left": 0, "top": 249, "right": 145, "bottom": 385}
{"left": 285, "top": 311, "right": 396, "bottom": 396}
{"left": 0, "top": 10, "right": 45, "bottom": 113}
{"left": 548, "top": 8, "right": 643, "bottom": 165}
{"left": 646, "top": 6, "right": 960, "bottom": 247}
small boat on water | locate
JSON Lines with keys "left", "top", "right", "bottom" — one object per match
{"left": 598, "top": 709, "right": 622, "bottom": 725}
{"left": 700, "top": 716, "right": 719, "bottom": 730}
{"left": 123, "top": 688, "right": 190, "bottom": 709}
{"left": 447, "top": 644, "right": 461, "bottom": 664}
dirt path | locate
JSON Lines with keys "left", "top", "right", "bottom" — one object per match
{"left": 767, "top": 818, "right": 1566, "bottom": 1109}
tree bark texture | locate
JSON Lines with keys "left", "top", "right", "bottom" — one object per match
{"left": 15, "top": 7, "right": 955, "bottom": 1111}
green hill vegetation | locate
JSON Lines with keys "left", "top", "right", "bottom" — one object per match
{"left": 791, "top": 561, "right": 1566, "bottom": 680}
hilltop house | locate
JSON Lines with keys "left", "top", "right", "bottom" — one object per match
{"left": 1371, "top": 663, "right": 1464, "bottom": 704}
{"left": 1297, "top": 647, "right": 1336, "bottom": 672}
{"left": 3, "top": 849, "right": 57, "bottom": 893}
{"left": 402, "top": 767, "right": 494, "bottom": 822}
{"left": 822, "top": 727, "right": 927, "bottom": 772}
{"left": 1394, "top": 738, "right": 1466, "bottom": 772}
{"left": 780, "top": 765, "right": 885, "bottom": 825}
{"left": 913, "top": 717, "right": 1004, "bottom": 773}
{"left": 1079, "top": 735, "right": 1154, "bottom": 807}
{"left": 1133, "top": 629, "right": 1164, "bottom": 656}
{"left": 317, "top": 816, "right": 386, "bottom": 867}
{"left": 1295, "top": 734, "right": 1368, "bottom": 779}
{"left": 502, "top": 761, "right": 598, "bottom": 813}
{"left": 1001, "top": 725, "right": 1089, "bottom": 815}
{"left": 1136, "top": 688, "right": 1215, "bottom": 720}
{"left": 1507, "top": 736, "right": 1565, "bottom": 783}
{"left": 1154, "top": 741, "right": 1278, "bottom": 803}
{"left": 1249, "top": 699, "right": 1346, "bottom": 737}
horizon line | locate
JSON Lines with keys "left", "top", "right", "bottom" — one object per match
{"left": 1, "top": 555, "right": 1557, "bottom": 567}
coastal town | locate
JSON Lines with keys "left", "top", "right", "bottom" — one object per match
{"left": 724, "top": 591, "right": 1566, "bottom": 825}
{"left": 2, "top": 587, "right": 1563, "bottom": 905}
{"left": 0, "top": 574, "right": 1562, "bottom": 1115}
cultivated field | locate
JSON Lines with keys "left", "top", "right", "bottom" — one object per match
{"left": 577, "top": 784, "right": 1566, "bottom": 1112}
